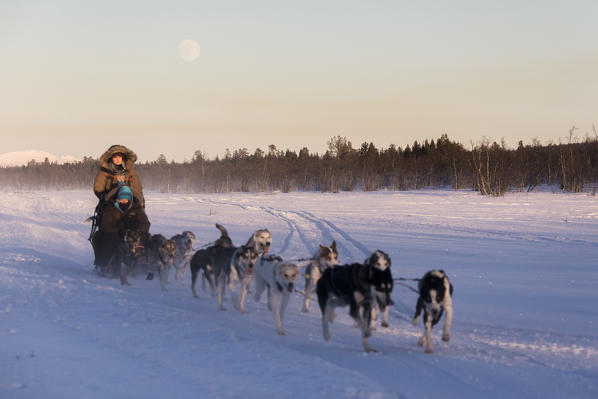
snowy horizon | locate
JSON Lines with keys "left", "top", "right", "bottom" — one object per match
{"left": 0, "top": 150, "right": 81, "bottom": 167}
{"left": 0, "top": 189, "right": 596, "bottom": 398}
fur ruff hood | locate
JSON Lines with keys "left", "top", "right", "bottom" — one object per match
{"left": 98, "top": 145, "right": 138, "bottom": 172}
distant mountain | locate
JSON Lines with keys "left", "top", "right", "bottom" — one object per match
{"left": 0, "top": 150, "right": 81, "bottom": 167}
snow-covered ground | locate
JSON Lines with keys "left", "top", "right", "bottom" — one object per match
{"left": 0, "top": 189, "right": 596, "bottom": 399}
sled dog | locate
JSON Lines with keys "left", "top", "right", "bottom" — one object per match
{"left": 147, "top": 234, "right": 177, "bottom": 291}
{"left": 212, "top": 244, "right": 259, "bottom": 313}
{"left": 190, "top": 224, "right": 233, "bottom": 298}
{"left": 209, "top": 226, "right": 262, "bottom": 312}
{"left": 245, "top": 228, "right": 272, "bottom": 256}
{"left": 253, "top": 254, "right": 300, "bottom": 335}
{"left": 116, "top": 229, "right": 145, "bottom": 286}
{"left": 364, "top": 250, "right": 393, "bottom": 329}
{"left": 412, "top": 270, "right": 454, "bottom": 354}
{"left": 171, "top": 231, "right": 196, "bottom": 281}
{"left": 301, "top": 241, "right": 339, "bottom": 312}
{"left": 316, "top": 253, "right": 394, "bottom": 352}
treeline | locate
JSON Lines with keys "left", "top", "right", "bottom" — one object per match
{"left": 1, "top": 133, "right": 597, "bottom": 196}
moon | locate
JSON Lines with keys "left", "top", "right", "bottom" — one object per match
{"left": 178, "top": 39, "right": 200, "bottom": 61}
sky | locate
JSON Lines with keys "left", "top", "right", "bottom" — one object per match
{"left": 1, "top": 0, "right": 597, "bottom": 162}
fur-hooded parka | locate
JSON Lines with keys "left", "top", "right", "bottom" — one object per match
{"left": 93, "top": 145, "right": 145, "bottom": 207}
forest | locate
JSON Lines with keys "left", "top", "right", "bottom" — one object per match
{"left": 1, "top": 133, "right": 597, "bottom": 196}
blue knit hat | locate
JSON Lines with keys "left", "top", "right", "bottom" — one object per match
{"left": 114, "top": 186, "right": 133, "bottom": 212}
{"left": 117, "top": 186, "right": 133, "bottom": 201}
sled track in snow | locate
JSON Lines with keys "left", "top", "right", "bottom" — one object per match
{"left": 191, "top": 198, "right": 371, "bottom": 262}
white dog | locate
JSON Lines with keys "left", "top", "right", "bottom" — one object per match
{"left": 254, "top": 254, "right": 300, "bottom": 335}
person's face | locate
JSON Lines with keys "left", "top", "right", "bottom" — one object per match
{"left": 112, "top": 154, "right": 123, "bottom": 165}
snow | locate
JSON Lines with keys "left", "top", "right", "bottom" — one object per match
{"left": 0, "top": 151, "right": 81, "bottom": 167}
{"left": 0, "top": 189, "right": 597, "bottom": 399}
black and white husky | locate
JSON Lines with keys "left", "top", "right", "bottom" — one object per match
{"left": 301, "top": 241, "right": 339, "bottom": 312}
{"left": 316, "top": 252, "right": 394, "bottom": 352}
{"left": 364, "top": 250, "right": 393, "bottom": 329}
{"left": 253, "top": 254, "right": 300, "bottom": 335}
{"left": 412, "top": 270, "right": 454, "bottom": 354}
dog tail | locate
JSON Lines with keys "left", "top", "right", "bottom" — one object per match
{"left": 215, "top": 223, "right": 229, "bottom": 239}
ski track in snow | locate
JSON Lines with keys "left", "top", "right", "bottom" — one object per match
{"left": 1, "top": 190, "right": 597, "bottom": 399}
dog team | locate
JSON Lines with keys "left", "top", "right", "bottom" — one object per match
{"left": 107, "top": 223, "right": 453, "bottom": 354}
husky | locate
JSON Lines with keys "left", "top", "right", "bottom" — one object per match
{"left": 364, "top": 250, "right": 392, "bottom": 329}
{"left": 170, "top": 231, "right": 196, "bottom": 281}
{"left": 301, "top": 241, "right": 339, "bottom": 312}
{"left": 253, "top": 254, "right": 300, "bottom": 335}
{"left": 147, "top": 234, "right": 177, "bottom": 291}
{"left": 212, "top": 244, "right": 259, "bottom": 313}
{"left": 245, "top": 228, "right": 272, "bottom": 256}
{"left": 316, "top": 253, "right": 394, "bottom": 353}
{"left": 207, "top": 226, "right": 262, "bottom": 312}
{"left": 117, "top": 229, "right": 145, "bottom": 286}
{"left": 412, "top": 270, "right": 454, "bottom": 354}
{"left": 190, "top": 224, "right": 233, "bottom": 298}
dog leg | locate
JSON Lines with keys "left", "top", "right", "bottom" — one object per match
{"left": 253, "top": 276, "right": 266, "bottom": 303}
{"left": 322, "top": 304, "right": 333, "bottom": 342}
{"left": 278, "top": 291, "right": 292, "bottom": 336}
{"left": 217, "top": 274, "right": 226, "bottom": 311}
{"left": 442, "top": 304, "right": 453, "bottom": 342}
{"left": 271, "top": 291, "right": 284, "bottom": 335}
{"left": 352, "top": 303, "right": 376, "bottom": 353}
{"left": 158, "top": 263, "right": 168, "bottom": 291}
{"left": 280, "top": 291, "right": 290, "bottom": 321}
{"left": 228, "top": 279, "right": 240, "bottom": 311}
{"left": 238, "top": 280, "right": 250, "bottom": 314}
{"left": 424, "top": 310, "right": 434, "bottom": 353}
{"left": 266, "top": 286, "right": 272, "bottom": 311}
{"left": 120, "top": 262, "right": 131, "bottom": 286}
{"left": 329, "top": 309, "right": 336, "bottom": 323}
{"left": 179, "top": 258, "right": 190, "bottom": 281}
{"left": 191, "top": 268, "right": 200, "bottom": 299}
{"left": 207, "top": 271, "right": 216, "bottom": 297}
{"left": 301, "top": 278, "right": 312, "bottom": 312}
{"left": 370, "top": 306, "right": 378, "bottom": 330}
{"left": 412, "top": 296, "right": 423, "bottom": 326}
{"left": 381, "top": 307, "right": 389, "bottom": 328}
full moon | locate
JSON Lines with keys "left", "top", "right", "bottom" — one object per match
{"left": 178, "top": 39, "right": 201, "bottom": 61}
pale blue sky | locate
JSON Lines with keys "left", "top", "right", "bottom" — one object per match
{"left": 1, "top": 1, "right": 596, "bottom": 161}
